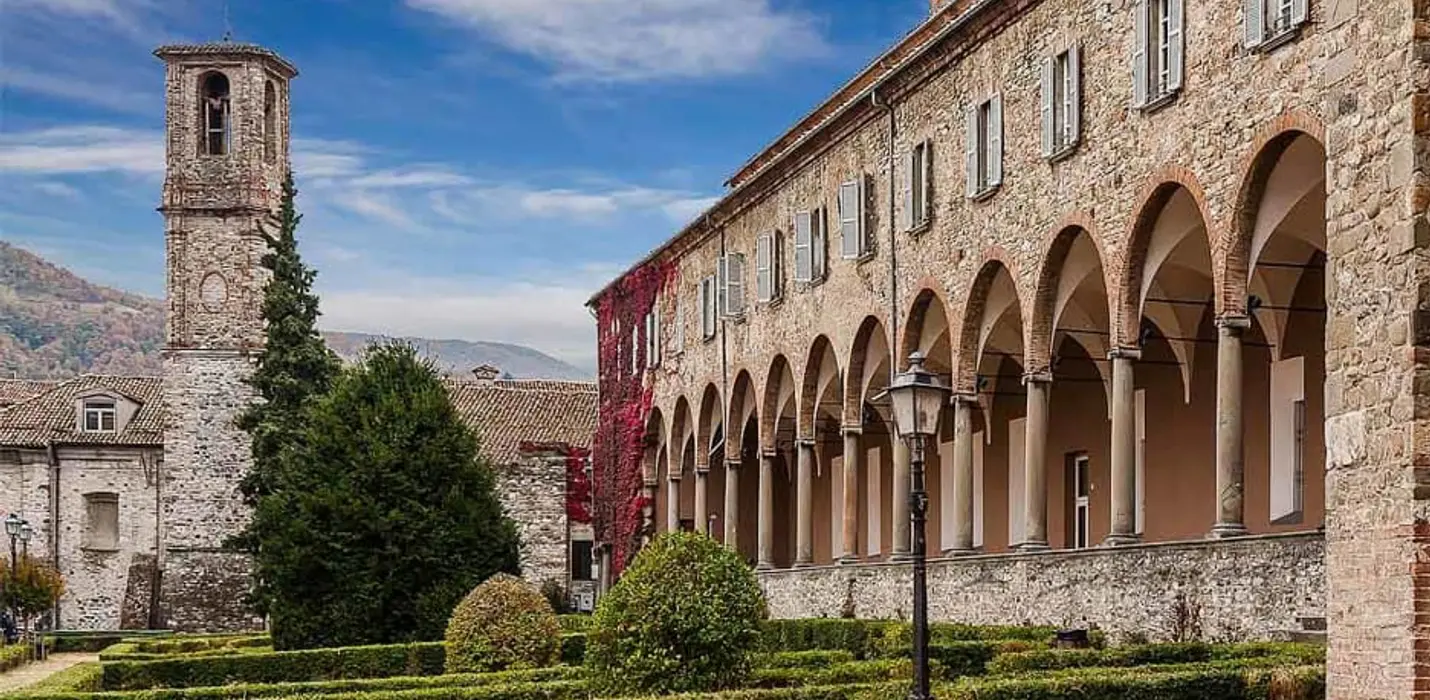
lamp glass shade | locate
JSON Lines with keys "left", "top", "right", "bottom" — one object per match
{"left": 887, "top": 352, "right": 950, "bottom": 439}
{"left": 18, "top": 523, "right": 32, "bottom": 542}
{"left": 4, "top": 514, "right": 20, "bottom": 537}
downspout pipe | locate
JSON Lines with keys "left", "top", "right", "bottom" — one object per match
{"left": 46, "top": 441, "right": 60, "bottom": 628}
{"left": 871, "top": 87, "right": 900, "bottom": 383}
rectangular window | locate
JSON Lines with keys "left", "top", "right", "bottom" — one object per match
{"left": 965, "top": 95, "right": 1003, "bottom": 198}
{"left": 756, "top": 231, "right": 781, "bottom": 303}
{"left": 570, "top": 540, "right": 594, "bottom": 581}
{"left": 83, "top": 492, "right": 119, "bottom": 551}
{"left": 720, "top": 253, "right": 746, "bottom": 317}
{"left": 1245, "top": 0, "right": 1308, "bottom": 48}
{"left": 1069, "top": 454, "right": 1091, "bottom": 550}
{"left": 83, "top": 400, "right": 117, "bottom": 432}
{"left": 644, "top": 306, "right": 660, "bottom": 369}
{"left": 672, "top": 297, "right": 685, "bottom": 354}
{"left": 1042, "top": 47, "right": 1082, "bottom": 158}
{"left": 699, "top": 275, "right": 718, "bottom": 340}
{"left": 1134, "top": 0, "right": 1184, "bottom": 108}
{"left": 838, "top": 179, "right": 869, "bottom": 259}
{"left": 902, "top": 141, "right": 933, "bottom": 232}
{"left": 794, "top": 211, "right": 814, "bottom": 283}
{"left": 1270, "top": 356, "right": 1306, "bottom": 524}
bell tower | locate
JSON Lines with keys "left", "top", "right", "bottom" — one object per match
{"left": 155, "top": 41, "right": 296, "bottom": 631}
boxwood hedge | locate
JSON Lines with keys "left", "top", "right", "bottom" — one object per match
{"left": 100, "top": 642, "right": 447, "bottom": 690}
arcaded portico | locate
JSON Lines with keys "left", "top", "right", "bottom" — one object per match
{"left": 592, "top": 0, "right": 1430, "bottom": 697}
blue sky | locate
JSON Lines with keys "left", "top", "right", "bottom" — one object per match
{"left": 0, "top": 0, "right": 928, "bottom": 370}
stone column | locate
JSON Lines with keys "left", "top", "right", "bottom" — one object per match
{"left": 666, "top": 473, "right": 682, "bottom": 533}
{"left": 840, "top": 427, "right": 861, "bottom": 563}
{"left": 1020, "top": 372, "right": 1052, "bottom": 551}
{"left": 795, "top": 439, "right": 815, "bottom": 566}
{"left": 946, "top": 396, "right": 976, "bottom": 555}
{"left": 694, "top": 466, "right": 709, "bottom": 536}
{"left": 891, "top": 432, "right": 912, "bottom": 560}
{"left": 1212, "top": 315, "right": 1251, "bottom": 538}
{"left": 724, "top": 459, "right": 740, "bottom": 550}
{"left": 642, "top": 480, "right": 658, "bottom": 546}
{"left": 757, "top": 451, "right": 776, "bottom": 569}
{"left": 1105, "top": 348, "right": 1141, "bottom": 545}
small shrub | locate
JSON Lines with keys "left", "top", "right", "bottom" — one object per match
{"left": 0, "top": 643, "right": 31, "bottom": 672}
{"left": 540, "top": 579, "right": 570, "bottom": 614}
{"left": 445, "top": 573, "right": 561, "bottom": 674}
{"left": 556, "top": 615, "right": 592, "bottom": 633}
{"left": 587, "top": 532, "right": 767, "bottom": 695}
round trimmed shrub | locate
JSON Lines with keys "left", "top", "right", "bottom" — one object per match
{"left": 588, "top": 532, "right": 767, "bottom": 695}
{"left": 444, "top": 573, "right": 560, "bottom": 673}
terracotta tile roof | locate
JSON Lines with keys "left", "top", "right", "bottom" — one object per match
{"left": 153, "top": 42, "right": 298, "bottom": 77}
{"left": 444, "top": 378, "right": 598, "bottom": 465}
{"left": 0, "top": 375, "right": 165, "bottom": 448}
{"left": 0, "top": 380, "right": 60, "bottom": 408}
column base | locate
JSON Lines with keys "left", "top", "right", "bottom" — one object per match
{"left": 941, "top": 547, "right": 977, "bottom": 557}
{"left": 756, "top": 561, "right": 775, "bottom": 571}
{"left": 889, "top": 551, "right": 914, "bottom": 563}
{"left": 793, "top": 560, "right": 816, "bottom": 569}
{"left": 1102, "top": 533, "right": 1141, "bottom": 546}
{"left": 1209, "top": 523, "right": 1249, "bottom": 539}
{"left": 837, "top": 555, "right": 862, "bottom": 565}
{"left": 1016, "top": 541, "right": 1051, "bottom": 553}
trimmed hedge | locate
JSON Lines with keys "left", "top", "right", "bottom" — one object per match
{"left": 99, "top": 643, "right": 275, "bottom": 662}
{"left": 558, "top": 634, "right": 585, "bottom": 666}
{"left": 101, "top": 642, "right": 447, "bottom": 690}
{"left": 986, "top": 641, "right": 1325, "bottom": 675}
{"left": 757, "top": 619, "right": 1055, "bottom": 660}
{"left": 555, "top": 615, "right": 591, "bottom": 633}
{"left": 13, "top": 662, "right": 104, "bottom": 694}
{"left": 128, "top": 636, "right": 272, "bottom": 655}
{"left": 749, "top": 659, "right": 941, "bottom": 689}
{"left": 15, "top": 679, "right": 908, "bottom": 700}
{"left": 940, "top": 664, "right": 1324, "bottom": 700}
{"left": 757, "top": 651, "right": 857, "bottom": 669}
{"left": 44, "top": 632, "right": 171, "bottom": 654}
{"left": 0, "top": 643, "right": 33, "bottom": 672}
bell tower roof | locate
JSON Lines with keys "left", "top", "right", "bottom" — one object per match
{"left": 154, "top": 41, "right": 298, "bottom": 78}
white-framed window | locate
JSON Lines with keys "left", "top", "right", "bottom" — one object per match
{"left": 1245, "top": 0, "right": 1308, "bottom": 49}
{"left": 965, "top": 95, "right": 1003, "bottom": 198}
{"left": 719, "top": 253, "right": 746, "bottom": 318}
{"left": 83, "top": 399, "right": 117, "bottom": 432}
{"left": 1070, "top": 454, "right": 1091, "bottom": 549}
{"left": 1270, "top": 356, "right": 1306, "bottom": 524}
{"left": 1133, "top": 0, "right": 1184, "bottom": 109}
{"left": 644, "top": 306, "right": 661, "bottom": 369}
{"left": 755, "top": 231, "right": 782, "bottom": 303}
{"left": 901, "top": 140, "right": 933, "bottom": 232}
{"left": 671, "top": 297, "right": 685, "bottom": 355}
{"left": 83, "top": 492, "right": 119, "bottom": 551}
{"left": 793, "top": 208, "right": 828, "bottom": 284}
{"left": 1041, "top": 46, "right": 1082, "bottom": 159}
{"left": 838, "top": 178, "right": 871, "bottom": 259}
{"left": 698, "top": 275, "right": 718, "bottom": 340}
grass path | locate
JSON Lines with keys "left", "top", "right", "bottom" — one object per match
{"left": 0, "top": 653, "right": 98, "bottom": 694}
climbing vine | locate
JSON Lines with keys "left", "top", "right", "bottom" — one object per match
{"left": 593, "top": 258, "right": 674, "bottom": 576}
{"left": 565, "top": 445, "right": 592, "bottom": 524}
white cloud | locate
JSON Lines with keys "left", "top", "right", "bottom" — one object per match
{"left": 661, "top": 196, "right": 719, "bottom": 224}
{"left": 406, "top": 0, "right": 827, "bottom": 82}
{"left": 0, "top": 66, "right": 156, "bottom": 115}
{"left": 348, "top": 168, "right": 475, "bottom": 189}
{"left": 32, "top": 181, "right": 84, "bottom": 199}
{"left": 329, "top": 190, "right": 419, "bottom": 231}
{"left": 0, "top": 126, "right": 163, "bottom": 175}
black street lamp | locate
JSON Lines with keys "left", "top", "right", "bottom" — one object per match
{"left": 4, "top": 514, "right": 23, "bottom": 568}
{"left": 880, "top": 352, "right": 951, "bottom": 700}
{"left": 18, "top": 523, "right": 31, "bottom": 559}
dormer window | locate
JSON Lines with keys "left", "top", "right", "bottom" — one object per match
{"left": 201, "top": 71, "right": 232, "bottom": 156}
{"left": 83, "top": 399, "right": 117, "bottom": 433}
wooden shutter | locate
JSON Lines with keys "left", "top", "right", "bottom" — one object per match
{"left": 1167, "top": 0, "right": 1185, "bottom": 92}
{"left": 901, "top": 147, "right": 916, "bottom": 232}
{"left": 965, "top": 104, "right": 979, "bottom": 197}
{"left": 771, "top": 230, "right": 782, "bottom": 299}
{"left": 812, "top": 208, "right": 828, "bottom": 279}
{"left": 1133, "top": 0, "right": 1149, "bottom": 107}
{"left": 1243, "top": 0, "right": 1265, "bottom": 47}
{"left": 839, "top": 180, "right": 860, "bottom": 258}
{"left": 673, "top": 298, "right": 685, "bottom": 351}
{"left": 794, "top": 211, "right": 813, "bottom": 282}
{"left": 727, "top": 253, "right": 745, "bottom": 315}
{"left": 1040, "top": 57, "right": 1055, "bottom": 157}
{"left": 653, "top": 304, "right": 662, "bottom": 364}
{"left": 988, "top": 95, "right": 1003, "bottom": 188}
{"left": 1067, "top": 46, "right": 1081, "bottom": 147}
{"left": 918, "top": 141, "right": 932, "bottom": 225}
{"left": 1289, "top": 0, "right": 1307, "bottom": 27}
{"left": 756, "top": 233, "right": 772, "bottom": 302}
{"left": 698, "top": 277, "right": 710, "bottom": 338}
{"left": 717, "top": 256, "right": 729, "bottom": 317}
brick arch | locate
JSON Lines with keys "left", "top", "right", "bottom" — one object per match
{"left": 760, "top": 354, "right": 796, "bottom": 451}
{"left": 953, "top": 251, "right": 1028, "bottom": 394}
{"left": 643, "top": 406, "right": 666, "bottom": 483}
{"left": 798, "top": 335, "right": 842, "bottom": 440}
{"left": 1221, "top": 113, "right": 1329, "bottom": 315}
{"left": 669, "top": 395, "right": 693, "bottom": 476}
{"left": 899, "top": 280, "right": 955, "bottom": 373}
{"left": 727, "top": 369, "right": 759, "bottom": 462}
{"left": 844, "top": 315, "right": 893, "bottom": 426}
{"left": 1116, "top": 165, "right": 1219, "bottom": 346}
{"left": 696, "top": 383, "right": 723, "bottom": 469}
{"left": 1028, "top": 216, "right": 1115, "bottom": 374}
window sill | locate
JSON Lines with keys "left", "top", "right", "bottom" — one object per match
{"left": 81, "top": 545, "right": 120, "bottom": 554}
{"left": 1251, "top": 26, "right": 1302, "bottom": 54}
{"left": 758, "top": 296, "right": 785, "bottom": 310}
{"left": 1046, "top": 142, "right": 1079, "bottom": 164}
{"left": 1136, "top": 90, "right": 1180, "bottom": 115}
{"left": 793, "top": 276, "right": 827, "bottom": 291}
{"left": 905, "top": 219, "right": 932, "bottom": 237}
{"left": 969, "top": 185, "right": 1000, "bottom": 203}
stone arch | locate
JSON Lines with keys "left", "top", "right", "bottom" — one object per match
{"left": 900, "top": 283, "right": 955, "bottom": 380}
{"left": 643, "top": 406, "right": 666, "bottom": 484}
{"left": 761, "top": 354, "right": 797, "bottom": 452}
{"left": 798, "top": 335, "right": 842, "bottom": 440}
{"left": 670, "top": 395, "right": 694, "bottom": 476}
{"left": 697, "top": 383, "right": 724, "bottom": 468}
{"left": 1118, "top": 167, "right": 1220, "bottom": 346}
{"left": 1029, "top": 224, "right": 1116, "bottom": 412}
{"left": 844, "top": 316, "right": 893, "bottom": 426}
{"left": 727, "top": 370, "right": 759, "bottom": 462}
{"left": 953, "top": 257, "right": 1028, "bottom": 394}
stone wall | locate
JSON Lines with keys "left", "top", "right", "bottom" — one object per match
{"left": 161, "top": 550, "right": 262, "bottom": 632}
{"left": 496, "top": 454, "right": 568, "bottom": 590}
{"left": 758, "top": 532, "right": 1324, "bottom": 642}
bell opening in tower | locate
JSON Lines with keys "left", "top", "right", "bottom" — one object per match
{"left": 201, "top": 71, "right": 231, "bottom": 157}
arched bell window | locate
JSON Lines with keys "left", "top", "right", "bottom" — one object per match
{"left": 263, "top": 81, "right": 277, "bottom": 163}
{"left": 200, "top": 71, "right": 231, "bottom": 156}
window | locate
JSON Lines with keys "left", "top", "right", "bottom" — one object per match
{"left": 83, "top": 492, "right": 119, "bottom": 551}
{"left": 570, "top": 540, "right": 594, "bottom": 581}
{"left": 965, "top": 95, "right": 1003, "bottom": 198}
{"left": 200, "top": 72, "right": 232, "bottom": 156}
{"left": 672, "top": 297, "right": 685, "bottom": 354}
{"left": 644, "top": 306, "right": 661, "bottom": 369}
{"left": 699, "top": 274, "right": 718, "bottom": 340}
{"left": 902, "top": 141, "right": 933, "bottom": 232}
{"left": 1245, "top": 0, "right": 1307, "bottom": 49}
{"left": 1133, "top": 0, "right": 1184, "bottom": 109}
{"left": 756, "top": 231, "right": 782, "bottom": 303}
{"left": 83, "top": 399, "right": 117, "bottom": 432}
{"left": 1068, "top": 454, "right": 1091, "bottom": 550}
{"left": 1270, "top": 357, "right": 1305, "bottom": 524}
{"left": 793, "top": 208, "right": 828, "bottom": 284}
{"left": 838, "top": 179, "right": 870, "bottom": 259}
{"left": 719, "top": 253, "right": 746, "bottom": 318}
{"left": 1041, "top": 46, "right": 1082, "bottom": 159}
{"left": 263, "top": 82, "right": 278, "bottom": 164}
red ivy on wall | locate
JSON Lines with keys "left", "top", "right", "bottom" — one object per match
{"left": 517, "top": 441, "right": 592, "bottom": 524}
{"left": 593, "top": 258, "right": 674, "bottom": 576}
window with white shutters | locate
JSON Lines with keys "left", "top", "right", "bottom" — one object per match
{"left": 794, "top": 211, "right": 814, "bottom": 283}
{"left": 1245, "top": 0, "right": 1307, "bottom": 49}
{"left": 1041, "top": 46, "right": 1081, "bottom": 159}
{"left": 838, "top": 179, "right": 869, "bottom": 259}
{"left": 672, "top": 297, "right": 685, "bottom": 354}
{"left": 1134, "top": 0, "right": 1184, "bottom": 109}
{"left": 699, "top": 275, "right": 717, "bottom": 340}
{"left": 902, "top": 141, "right": 933, "bottom": 232}
{"left": 811, "top": 208, "right": 827, "bottom": 280}
{"left": 966, "top": 95, "right": 1002, "bottom": 199}
{"left": 721, "top": 253, "right": 746, "bottom": 318}
{"left": 756, "top": 232, "right": 781, "bottom": 303}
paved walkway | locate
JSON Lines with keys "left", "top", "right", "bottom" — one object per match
{"left": 0, "top": 652, "right": 98, "bottom": 694}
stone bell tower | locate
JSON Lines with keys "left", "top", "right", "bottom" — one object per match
{"left": 155, "top": 41, "right": 295, "bottom": 631}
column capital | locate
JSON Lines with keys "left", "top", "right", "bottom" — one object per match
{"left": 1107, "top": 347, "right": 1143, "bottom": 361}
{"left": 841, "top": 425, "right": 863, "bottom": 436}
{"left": 1215, "top": 314, "right": 1252, "bottom": 332}
{"left": 761, "top": 448, "right": 780, "bottom": 459}
{"left": 1022, "top": 371, "right": 1054, "bottom": 385}
{"left": 797, "top": 437, "right": 817, "bottom": 448}
{"left": 725, "top": 458, "right": 742, "bottom": 470}
{"left": 949, "top": 392, "right": 980, "bottom": 406}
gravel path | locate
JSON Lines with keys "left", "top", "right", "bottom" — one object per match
{"left": 0, "top": 652, "right": 98, "bottom": 694}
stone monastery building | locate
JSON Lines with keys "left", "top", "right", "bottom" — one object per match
{"left": 591, "top": 0, "right": 1429, "bottom": 696}
{"left": 0, "top": 43, "right": 598, "bottom": 631}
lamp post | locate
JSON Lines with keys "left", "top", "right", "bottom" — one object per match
{"left": 4, "top": 514, "right": 22, "bottom": 568}
{"left": 18, "top": 523, "right": 31, "bottom": 559}
{"left": 880, "top": 352, "right": 951, "bottom": 700}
